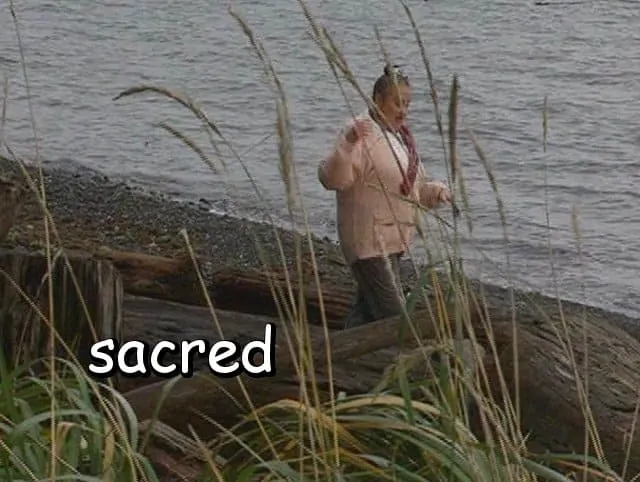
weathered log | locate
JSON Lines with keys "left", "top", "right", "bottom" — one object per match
{"left": 0, "top": 249, "right": 123, "bottom": 375}
{"left": 119, "top": 294, "right": 428, "bottom": 394}
{"left": 481, "top": 313, "right": 640, "bottom": 476}
{"left": 144, "top": 446, "right": 200, "bottom": 482}
{"left": 90, "top": 248, "right": 353, "bottom": 326}
{"left": 208, "top": 267, "right": 354, "bottom": 327}
{"left": 121, "top": 295, "right": 328, "bottom": 348}
{"left": 123, "top": 351, "right": 427, "bottom": 441}
{"left": 94, "top": 247, "right": 203, "bottom": 305}
{"left": 0, "top": 177, "right": 26, "bottom": 243}
{"left": 117, "top": 295, "right": 329, "bottom": 392}
{"left": 121, "top": 305, "right": 468, "bottom": 439}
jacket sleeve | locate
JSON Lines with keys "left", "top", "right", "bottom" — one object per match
{"left": 416, "top": 163, "right": 447, "bottom": 208}
{"left": 318, "top": 123, "right": 363, "bottom": 191}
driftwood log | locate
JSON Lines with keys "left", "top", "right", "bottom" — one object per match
{"left": 485, "top": 314, "right": 640, "bottom": 475}
{"left": 93, "top": 249, "right": 468, "bottom": 329}
{"left": 94, "top": 247, "right": 203, "bottom": 305}
{"left": 118, "top": 295, "right": 330, "bottom": 393}
{"left": 119, "top": 295, "right": 466, "bottom": 391}
{"left": 90, "top": 248, "right": 354, "bottom": 326}
{"left": 121, "top": 300, "right": 475, "bottom": 439}
{"left": 208, "top": 267, "right": 354, "bottom": 327}
{"left": 0, "top": 249, "right": 123, "bottom": 374}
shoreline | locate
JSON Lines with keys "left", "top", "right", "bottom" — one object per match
{"left": 0, "top": 156, "right": 350, "bottom": 275}
{"left": 2, "top": 156, "right": 640, "bottom": 340}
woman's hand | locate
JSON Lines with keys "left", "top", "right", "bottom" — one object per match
{"left": 319, "top": 118, "right": 370, "bottom": 191}
{"left": 437, "top": 183, "right": 452, "bottom": 203}
{"left": 344, "top": 119, "right": 373, "bottom": 145}
{"left": 421, "top": 181, "right": 452, "bottom": 207}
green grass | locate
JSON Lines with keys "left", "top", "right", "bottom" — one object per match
{"left": 0, "top": 349, "right": 158, "bottom": 481}
{"left": 0, "top": 0, "right": 636, "bottom": 480}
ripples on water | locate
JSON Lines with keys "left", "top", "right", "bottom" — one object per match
{"left": 1, "top": 0, "right": 639, "bottom": 316}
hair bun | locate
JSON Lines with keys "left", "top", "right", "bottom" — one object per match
{"left": 383, "top": 64, "right": 403, "bottom": 76}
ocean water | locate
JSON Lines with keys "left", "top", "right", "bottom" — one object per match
{"left": 1, "top": 0, "right": 639, "bottom": 316}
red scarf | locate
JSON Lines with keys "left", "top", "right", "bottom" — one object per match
{"left": 397, "top": 123, "right": 420, "bottom": 196}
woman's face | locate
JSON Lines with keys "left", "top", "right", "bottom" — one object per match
{"left": 376, "top": 83, "right": 412, "bottom": 131}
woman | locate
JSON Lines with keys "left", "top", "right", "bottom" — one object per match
{"left": 318, "top": 65, "right": 452, "bottom": 328}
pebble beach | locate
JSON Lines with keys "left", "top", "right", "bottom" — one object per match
{"left": 0, "top": 156, "right": 350, "bottom": 278}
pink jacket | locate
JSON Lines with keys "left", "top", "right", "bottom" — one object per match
{"left": 318, "top": 110, "right": 447, "bottom": 264}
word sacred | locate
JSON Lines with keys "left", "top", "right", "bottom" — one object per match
{"left": 89, "top": 323, "right": 276, "bottom": 379}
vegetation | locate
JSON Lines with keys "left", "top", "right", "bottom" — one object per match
{"left": 0, "top": 0, "right": 634, "bottom": 480}
{"left": 0, "top": 352, "right": 158, "bottom": 481}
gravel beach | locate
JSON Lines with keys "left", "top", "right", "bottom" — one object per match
{"left": 0, "top": 156, "right": 351, "bottom": 278}
{"left": 2, "top": 155, "right": 640, "bottom": 342}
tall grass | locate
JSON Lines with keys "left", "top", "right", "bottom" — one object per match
{"left": 0, "top": 0, "right": 634, "bottom": 480}
{"left": 0, "top": 350, "right": 159, "bottom": 481}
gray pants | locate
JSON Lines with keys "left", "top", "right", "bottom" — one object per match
{"left": 343, "top": 253, "right": 405, "bottom": 329}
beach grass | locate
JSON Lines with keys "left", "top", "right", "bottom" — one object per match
{"left": 0, "top": 0, "right": 634, "bottom": 480}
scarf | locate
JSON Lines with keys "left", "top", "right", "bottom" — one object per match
{"left": 397, "top": 123, "right": 420, "bottom": 196}
{"left": 368, "top": 109, "right": 419, "bottom": 196}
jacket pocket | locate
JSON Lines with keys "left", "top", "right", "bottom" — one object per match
{"left": 372, "top": 217, "right": 414, "bottom": 254}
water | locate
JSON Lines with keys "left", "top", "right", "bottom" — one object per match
{"left": 1, "top": 0, "right": 639, "bottom": 317}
